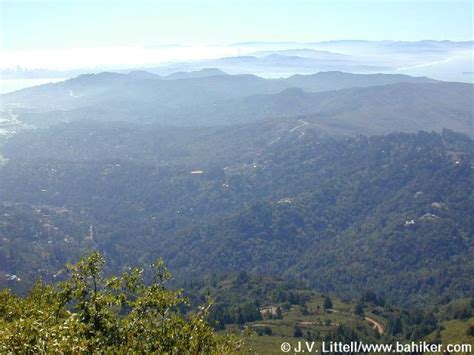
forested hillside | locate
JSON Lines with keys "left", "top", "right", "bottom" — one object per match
{"left": 1, "top": 124, "right": 472, "bottom": 307}
{"left": 186, "top": 273, "right": 474, "bottom": 353}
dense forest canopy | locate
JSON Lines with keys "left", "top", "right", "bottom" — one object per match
{"left": 0, "top": 127, "right": 472, "bottom": 307}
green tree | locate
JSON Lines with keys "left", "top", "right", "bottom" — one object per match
{"left": 275, "top": 306, "right": 283, "bottom": 319}
{"left": 294, "top": 324, "right": 303, "bottom": 338}
{"left": 0, "top": 252, "right": 241, "bottom": 354}
{"left": 323, "top": 297, "right": 333, "bottom": 310}
{"left": 467, "top": 325, "right": 474, "bottom": 337}
{"left": 354, "top": 302, "right": 365, "bottom": 316}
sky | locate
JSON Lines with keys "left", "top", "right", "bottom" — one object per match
{"left": 0, "top": 0, "right": 473, "bottom": 69}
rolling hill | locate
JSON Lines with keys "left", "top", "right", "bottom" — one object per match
{"left": 2, "top": 71, "right": 438, "bottom": 128}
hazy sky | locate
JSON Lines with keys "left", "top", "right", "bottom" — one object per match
{"left": 0, "top": 0, "right": 472, "bottom": 69}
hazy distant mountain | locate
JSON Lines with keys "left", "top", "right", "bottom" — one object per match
{"left": 235, "top": 40, "right": 474, "bottom": 54}
{"left": 225, "top": 40, "right": 474, "bottom": 80}
{"left": 2, "top": 71, "right": 436, "bottom": 123}
{"left": 123, "top": 68, "right": 228, "bottom": 81}
{"left": 4, "top": 71, "right": 471, "bottom": 137}
{"left": 127, "top": 70, "right": 162, "bottom": 80}
{"left": 227, "top": 82, "right": 474, "bottom": 136}
{"left": 150, "top": 42, "right": 472, "bottom": 81}
{"left": 283, "top": 71, "right": 437, "bottom": 92}
{"left": 217, "top": 54, "right": 318, "bottom": 67}
{"left": 155, "top": 53, "right": 392, "bottom": 77}
{"left": 163, "top": 68, "right": 228, "bottom": 80}
{"left": 2, "top": 41, "right": 471, "bottom": 85}
{"left": 250, "top": 48, "right": 347, "bottom": 59}
{"left": 309, "top": 39, "right": 474, "bottom": 54}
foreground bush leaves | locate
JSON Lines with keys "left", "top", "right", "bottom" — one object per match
{"left": 0, "top": 252, "right": 241, "bottom": 353}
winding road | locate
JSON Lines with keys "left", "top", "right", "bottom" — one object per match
{"left": 365, "top": 316, "right": 384, "bottom": 335}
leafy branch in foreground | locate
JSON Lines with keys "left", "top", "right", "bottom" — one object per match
{"left": 0, "top": 252, "right": 241, "bottom": 353}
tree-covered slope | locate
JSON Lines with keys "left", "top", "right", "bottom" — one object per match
{"left": 0, "top": 126, "right": 472, "bottom": 306}
{"left": 161, "top": 131, "right": 473, "bottom": 306}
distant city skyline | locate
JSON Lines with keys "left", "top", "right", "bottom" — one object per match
{"left": 0, "top": 0, "right": 473, "bottom": 70}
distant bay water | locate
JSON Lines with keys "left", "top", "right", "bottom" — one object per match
{"left": 0, "top": 78, "right": 68, "bottom": 94}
